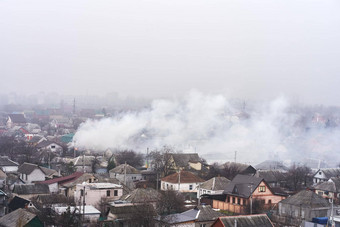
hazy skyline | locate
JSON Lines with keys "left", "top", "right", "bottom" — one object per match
{"left": 1, "top": 0, "right": 340, "bottom": 105}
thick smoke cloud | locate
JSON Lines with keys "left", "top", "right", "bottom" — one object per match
{"left": 73, "top": 91, "right": 340, "bottom": 165}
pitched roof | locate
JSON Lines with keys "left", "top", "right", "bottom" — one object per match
{"left": 200, "top": 177, "right": 230, "bottom": 191}
{"left": 312, "top": 181, "right": 336, "bottom": 193}
{"left": 223, "top": 174, "right": 263, "bottom": 198}
{"left": 17, "top": 162, "right": 58, "bottom": 177}
{"left": 71, "top": 155, "right": 95, "bottom": 166}
{"left": 0, "top": 156, "right": 18, "bottom": 167}
{"left": 61, "top": 173, "right": 95, "bottom": 188}
{"left": 36, "top": 140, "right": 59, "bottom": 148}
{"left": 120, "top": 188, "right": 160, "bottom": 203}
{"left": 215, "top": 214, "right": 274, "bottom": 227}
{"left": 0, "top": 208, "right": 38, "bottom": 227}
{"left": 8, "top": 114, "right": 26, "bottom": 124}
{"left": 193, "top": 205, "right": 223, "bottom": 222}
{"left": 110, "top": 163, "right": 140, "bottom": 174}
{"left": 279, "top": 190, "right": 330, "bottom": 208}
{"left": 161, "top": 171, "right": 204, "bottom": 184}
{"left": 8, "top": 196, "right": 31, "bottom": 211}
{"left": 315, "top": 168, "right": 340, "bottom": 179}
{"left": 13, "top": 184, "right": 50, "bottom": 195}
{"left": 330, "top": 177, "right": 340, "bottom": 192}
{"left": 222, "top": 162, "right": 257, "bottom": 175}
{"left": 29, "top": 136, "right": 45, "bottom": 144}
{"left": 255, "top": 160, "right": 288, "bottom": 171}
{"left": 257, "top": 170, "right": 287, "bottom": 183}
{"left": 38, "top": 172, "right": 84, "bottom": 185}
{"left": 18, "top": 163, "right": 41, "bottom": 175}
{"left": 170, "top": 153, "right": 201, "bottom": 167}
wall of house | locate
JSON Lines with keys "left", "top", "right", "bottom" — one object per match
{"left": 47, "top": 182, "right": 59, "bottom": 193}
{"left": 212, "top": 199, "right": 244, "bottom": 214}
{"left": 252, "top": 181, "right": 285, "bottom": 204}
{"left": 75, "top": 186, "right": 123, "bottom": 206}
{"left": 188, "top": 162, "right": 201, "bottom": 171}
{"left": 22, "top": 169, "right": 46, "bottom": 183}
{"left": 161, "top": 181, "right": 200, "bottom": 192}
{"left": 198, "top": 189, "right": 223, "bottom": 198}
{"left": 313, "top": 170, "right": 327, "bottom": 184}
{"left": 211, "top": 219, "right": 224, "bottom": 227}
{"left": 278, "top": 203, "right": 330, "bottom": 222}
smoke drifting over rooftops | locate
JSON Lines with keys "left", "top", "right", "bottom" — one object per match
{"left": 74, "top": 90, "right": 340, "bottom": 165}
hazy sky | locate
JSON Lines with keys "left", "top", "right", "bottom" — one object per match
{"left": 1, "top": 0, "right": 339, "bottom": 105}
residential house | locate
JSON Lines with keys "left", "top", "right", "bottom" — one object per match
{"left": 212, "top": 174, "right": 286, "bottom": 214}
{"left": 6, "top": 114, "right": 26, "bottom": 128}
{"left": 54, "top": 205, "right": 101, "bottom": 223}
{"left": 197, "top": 177, "right": 230, "bottom": 199}
{"left": 18, "top": 162, "right": 58, "bottom": 183}
{"left": 222, "top": 162, "right": 257, "bottom": 176}
{"left": 311, "top": 177, "right": 340, "bottom": 202}
{"left": 36, "top": 140, "right": 63, "bottom": 154}
{"left": 0, "top": 208, "right": 44, "bottom": 227}
{"left": 120, "top": 188, "right": 161, "bottom": 208}
{"left": 0, "top": 156, "right": 19, "bottom": 173}
{"left": 167, "top": 153, "right": 204, "bottom": 171}
{"left": 256, "top": 170, "right": 287, "bottom": 188}
{"left": 313, "top": 168, "right": 340, "bottom": 184}
{"left": 271, "top": 190, "right": 334, "bottom": 226}
{"left": 74, "top": 182, "right": 123, "bottom": 206}
{"left": 109, "top": 163, "right": 143, "bottom": 189}
{"left": 38, "top": 171, "right": 85, "bottom": 193}
{"left": 212, "top": 214, "right": 274, "bottom": 227}
{"left": 12, "top": 184, "right": 50, "bottom": 200}
{"left": 28, "top": 136, "right": 46, "bottom": 146}
{"left": 8, "top": 196, "right": 35, "bottom": 212}
{"left": 59, "top": 173, "right": 96, "bottom": 197}
{"left": 157, "top": 205, "right": 223, "bottom": 227}
{"left": 161, "top": 171, "right": 204, "bottom": 193}
{"left": 71, "top": 155, "right": 95, "bottom": 173}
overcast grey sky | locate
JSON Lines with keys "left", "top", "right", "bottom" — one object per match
{"left": 1, "top": 0, "right": 339, "bottom": 105}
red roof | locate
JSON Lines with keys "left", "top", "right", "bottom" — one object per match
{"left": 161, "top": 171, "right": 204, "bottom": 184}
{"left": 38, "top": 172, "right": 84, "bottom": 185}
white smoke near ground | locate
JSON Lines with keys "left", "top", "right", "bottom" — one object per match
{"left": 73, "top": 90, "right": 340, "bottom": 166}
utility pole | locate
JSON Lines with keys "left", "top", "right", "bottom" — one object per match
{"left": 124, "top": 161, "right": 127, "bottom": 185}
{"left": 82, "top": 151, "right": 85, "bottom": 173}
{"left": 82, "top": 185, "right": 86, "bottom": 224}
{"left": 249, "top": 183, "right": 253, "bottom": 214}
{"left": 178, "top": 170, "right": 181, "bottom": 191}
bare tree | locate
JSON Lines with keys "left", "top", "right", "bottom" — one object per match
{"left": 285, "top": 164, "right": 312, "bottom": 191}
{"left": 157, "top": 190, "right": 185, "bottom": 215}
{"left": 115, "top": 150, "right": 144, "bottom": 167}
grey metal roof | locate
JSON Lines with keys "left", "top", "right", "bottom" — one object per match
{"left": 314, "top": 168, "right": 340, "bottom": 179}
{"left": 200, "top": 177, "right": 230, "bottom": 191}
{"left": 0, "top": 208, "right": 37, "bottom": 227}
{"left": 195, "top": 205, "right": 223, "bottom": 222}
{"left": 217, "top": 214, "right": 274, "bottom": 227}
{"left": 13, "top": 184, "right": 50, "bottom": 195}
{"left": 279, "top": 190, "right": 330, "bottom": 208}
{"left": 223, "top": 174, "right": 263, "bottom": 198}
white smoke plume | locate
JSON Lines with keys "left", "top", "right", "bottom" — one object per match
{"left": 73, "top": 90, "right": 340, "bottom": 165}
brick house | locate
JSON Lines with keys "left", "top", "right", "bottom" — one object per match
{"left": 161, "top": 171, "right": 204, "bottom": 193}
{"left": 212, "top": 174, "right": 286, "bottom": 214}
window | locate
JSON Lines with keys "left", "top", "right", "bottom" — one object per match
{"left": 319, "top": 172, "right": 322, "bottom": 175}
{"left": 237, "top": 198, "right": 240, "bottom": 205}
{"left": 107, "top": 190, "right": 111, "bottom": 197}
{"left": 268, "top": 199, "right": 272, "bottom": 204}
{"left": 232, "top": 197, "right": 235, "bottom": 204}
{"left": 203, "top": 190, "right": 206, "bottom": 194}
{"left": 243, "top": 199, "right": 246, "bottom": 205}
{"left": 189, "top": 185, "right": 193, "bottom": 190}
{"left": 114, "top": 190, "right": 118, "bottom": 196}
{"left": 200, "top": 224, "right": 206, "bottom": 227}
{"left": 80, "top": 189, "right": 84, "bottom": 197}
{"left": 227, "top": 196, "right": 230, "bottom": 203}
{"left": 51, "top": 145, "right": 56, "bottom": 149}
{"left": 258, "top": 186, "right": 266, "bottom": 192}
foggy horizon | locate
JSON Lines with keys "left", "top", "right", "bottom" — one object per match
{"left": 1, "top": 0, "right": 340, "bottom": 106}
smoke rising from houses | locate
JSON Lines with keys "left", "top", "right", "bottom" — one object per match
{"left": 74, "top": 90, "right": 340, "bottom": 165}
